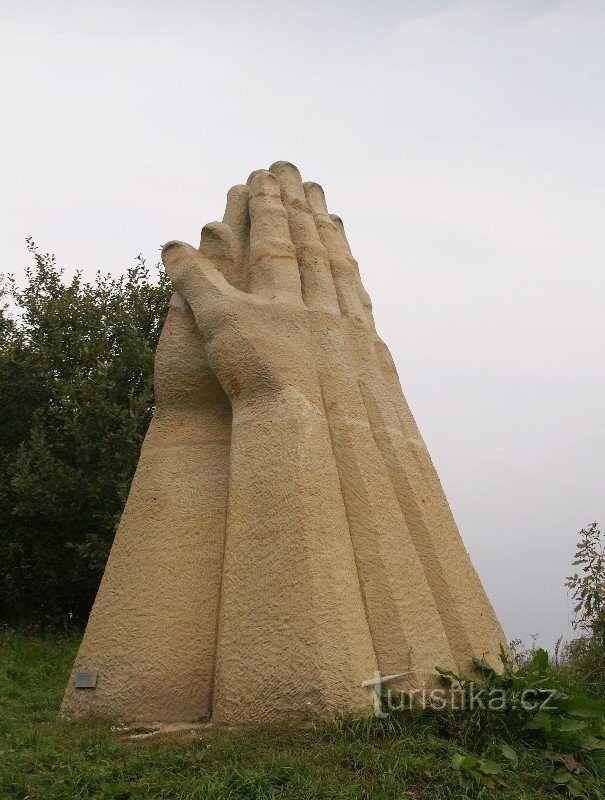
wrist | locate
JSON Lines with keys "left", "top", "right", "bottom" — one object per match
{"left": 231, "top": 383, "right": 324, "bottom": 421}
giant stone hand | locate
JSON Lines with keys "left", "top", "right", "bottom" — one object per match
{"left": 62, "top": 162, "right": 507, "bottom": 725}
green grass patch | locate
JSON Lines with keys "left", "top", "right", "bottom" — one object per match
{"left": 1, "top": 629, "right": 604, "bottom": 799}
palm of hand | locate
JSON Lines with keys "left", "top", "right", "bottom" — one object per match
{"left": 162, "top": 168, "right": 323, "bottom": 407}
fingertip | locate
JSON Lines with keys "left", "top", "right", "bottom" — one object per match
{"left": 226, "top": 183, "right": 249, "bottom": 202}
{"left": 161, "top": 239, "right": 190, "bottom": 266}
{"left": 199, "top": 221, "right": 236, "bottom": 261}
{"left": 161, "top": 240, "right": 198, "bottom": 284}
{"left": 269, "top": 160, "right": 302, "bottom": 177}
{"left": 328, "top": 214, "right": 354, "bottom": 259}
{"left": 269, "top": 160, "right": 305, "bottom": 200}
{"left": 223, "top": 184, "right": 250, "bottom": 228}
{"left": 200, "top": 220, "right": 232, "bottom": 241}
{"left": 303, "top": 181, "right": 328, "bottom": 213}
{"left": 247, "top": 169, "right": 280, "bottom": 195}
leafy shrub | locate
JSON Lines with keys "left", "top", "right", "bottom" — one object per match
{"left": 323, "top": 646, "right": 605, "bottom": 796}
{"left": 566, "top": 522, "right": 605, "bottom": 646}
{"left": 560, "top": 635, "right": 605, "bottom": 705}
{"left": 557, "top": 522, "right": 605, "bottom": 704}
{"left": 0, "top": 241, "right": 170, "bottom": 627}
{"left": 436, "top": 647, "right": 605, "bottom": 750}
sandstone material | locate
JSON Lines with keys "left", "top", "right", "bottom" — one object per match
{"left": 61, "top": 162, "right": 508, "bottom": 724}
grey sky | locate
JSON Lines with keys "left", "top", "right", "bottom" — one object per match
{"left": 2, "top": 0, "right": 604, "bottom": 650}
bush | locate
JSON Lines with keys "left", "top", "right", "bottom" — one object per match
{"left": 566, "top": 522, "right": 605, "bottom": 647}
{"left": 0, "top": 241, "right": 170, "bottom": 627}
{"left": 560, "top": 635, "right": 605, "bottom": 705}
{"left": 559, "top": 522, "right": 605, "bottom": 703}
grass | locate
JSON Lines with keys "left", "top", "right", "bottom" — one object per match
{"left": 1, "top": 629, "right": 604, "bottom": 799}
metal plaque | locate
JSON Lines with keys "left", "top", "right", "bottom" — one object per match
{"left": 75, "top": 670, "right": 98, "bottom": 689}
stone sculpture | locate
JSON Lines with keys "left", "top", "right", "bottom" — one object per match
{"left": 61, "top": 162, "right": 507, "bottom": 724}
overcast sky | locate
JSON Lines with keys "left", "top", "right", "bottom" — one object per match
{"left": 2, "top": 0, "right": 604, "bottom": 651}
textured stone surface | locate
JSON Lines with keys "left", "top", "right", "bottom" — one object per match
{"left": 61, "top": 162, "right": 508, "bottom": 725}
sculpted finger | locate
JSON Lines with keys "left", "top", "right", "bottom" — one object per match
{"left": 222, "top": 184, "right": 250, "bottom": 291}
{"left": 162, "top": 240, "right": 238, "bottom": 325}
{"left": 246, "top": 169, "right": 302, "bottom": 301}
{"left": 303, "top": 183, "right": 366, "bottom": 321}
{"left": 303, "top": 181, "right": 328, "bottom": 214}
{"left": 328, "top": 213, "right": 375, "bottom": 330}
{"left": 269, "top": 161, "right": 339, "bottom": 314}
{"left": 198, "top": 221, "right": 239, "bottom": 290}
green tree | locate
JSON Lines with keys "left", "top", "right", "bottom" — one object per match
{"left": 566, "top": 522, "right": 605, "bottom": 646}
{"left": 0, "top": 240, "right": 170, "bottom": 626}
{"left": 562, "top": 522, "right": 605, "bottom": 703}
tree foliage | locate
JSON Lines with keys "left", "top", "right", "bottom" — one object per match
{"left": 566, "top": 522, "right": 605, "bottom": 646}
{"left": 0, "top": 240, "right": 170, "bottom": 626}
{"left": 562, "top": 522, "right": 605, "bottom": 701}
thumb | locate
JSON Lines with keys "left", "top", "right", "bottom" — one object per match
{"left": 161, "top": 239, "right": 238, "bottom": 322}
